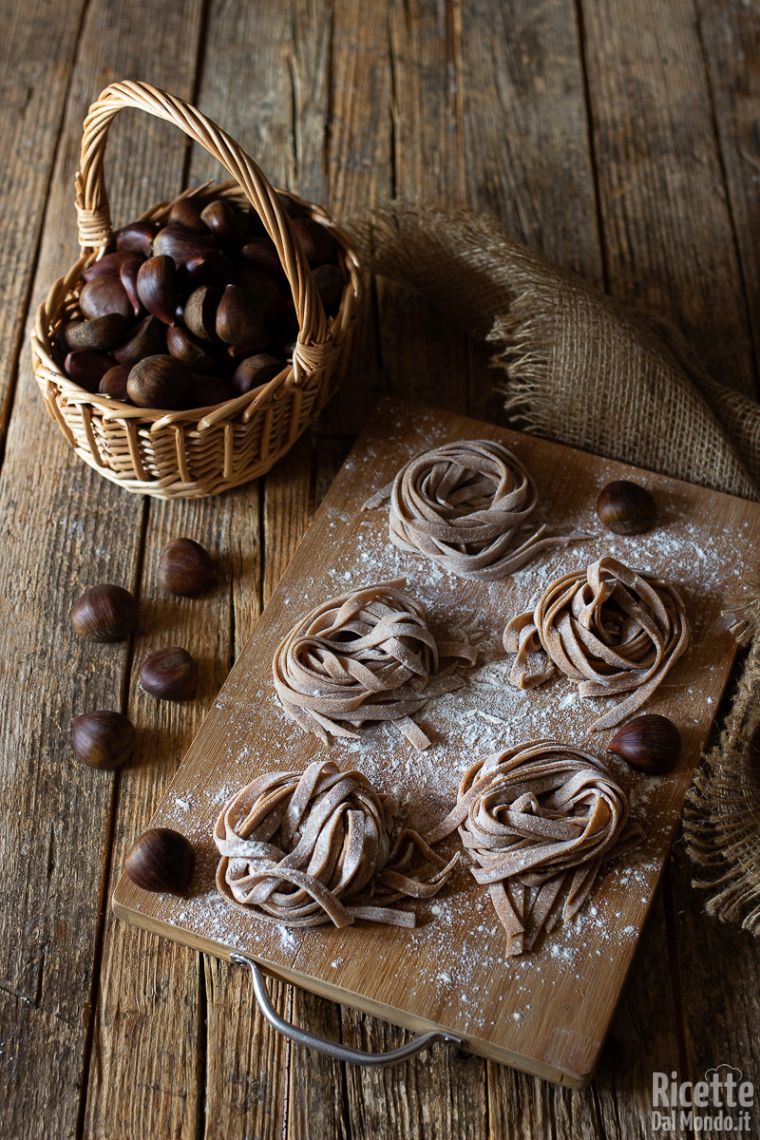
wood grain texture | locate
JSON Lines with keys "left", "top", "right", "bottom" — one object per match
{"left": 0, "top": 0, "right": 87, "bottom": 446}
{"left": 579, "top": 0, "right": 756, "bottom": 396}
{"left": 697, "top": 0, "right": 760, "bottom": 373}
{"left": 1, "top": 0, "right": 758, "bottom": 1135}
{"left": 583, "top": 1, "right": 760, "bottom": 1127}
{"left": 0, "top": 2, "right": 204, "bottom": 1135}
{"left": 113, "top": 400, "right": 760, "bottom": 1086}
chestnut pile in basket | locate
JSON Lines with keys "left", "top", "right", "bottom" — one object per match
{"left": 56, "top": 193, "right": 344, "bottom": 411}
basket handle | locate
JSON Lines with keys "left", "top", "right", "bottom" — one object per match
{"left": 75, "top": 80, "right": 330, "bottom": 370}
{"left": 231, "top": 954, "right": 464, "bottom": 1067}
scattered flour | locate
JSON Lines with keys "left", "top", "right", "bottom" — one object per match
{"left": 152, "top": 419, "right": 751, "bottom": 1038}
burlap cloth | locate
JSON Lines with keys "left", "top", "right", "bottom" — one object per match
{"left": 344, "top": 201, "right": 760, "bottom": 935}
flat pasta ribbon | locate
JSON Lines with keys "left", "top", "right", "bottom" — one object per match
{"left": 503, "top": 556, "right": 690, "bottom": 730}
{"left": 214, "top": 759, "right": 459, "bottom": 928}
{"left": 273, "top": 579, "right": 476, "bottom": 750}
{"left": 427, "top": 740, "right": 641, "bottom": 956}
{"left": 365, "top": 438, "right": 583, "bottom": 581}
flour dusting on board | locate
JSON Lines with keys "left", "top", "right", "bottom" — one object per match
{"left": 146, "top": 407, "right": 749, "bottom": 1044}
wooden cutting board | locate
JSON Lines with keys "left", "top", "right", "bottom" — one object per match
{"left": 112, "top": 399, "right": 760, "bottom": 1087}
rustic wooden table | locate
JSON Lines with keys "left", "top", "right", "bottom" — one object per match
{"left": 1, "top": 2, "right": 757, "bottom": 1138}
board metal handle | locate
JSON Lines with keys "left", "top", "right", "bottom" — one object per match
{"left": 232, "top": 953, "right": 463, "bottom": 1068}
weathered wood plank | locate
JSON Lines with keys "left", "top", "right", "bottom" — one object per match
{"left": 0, "top": 0, "right": 87, "bottom": 447}
{"left": 697, "top": 0, "right": 760, "bottom": 379}
{"left": 580, "top": 1, "right": 760, "bottom": 1134}
{"left": 173, "top": 5, "right": 334, "bottom": 1137}
{"left": 83, "top": 496, "right": 230, "bottom": 1138}
{"left": 580, "top": 0, "right": 755, "bottom": 395}
{"left": 0, "top": 1, "right": 204, "bottom": 1136}
{"left": 376, "top": 0, "right": 471, "bottom": 415}
{"left": 454, "top": 4, "right": 690, "bottom": 1136}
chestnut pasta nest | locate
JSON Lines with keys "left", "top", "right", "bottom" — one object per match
{"left": 365, "top": 438, "right": 582, "bottom": 581}
{"left": 503, "top": 556, "right": 690, "bottom": 730}
{"left": 214, "top": 759, "right": 459, "bottom": 928}
{"left": 272, "top": 579, "right": 476, "bottom": 750}
{"left": 427, "top": 740, "right": 642, "bottom": 956}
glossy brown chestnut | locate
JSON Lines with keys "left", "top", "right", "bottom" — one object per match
{"left": 189, "top": 374, "right": 234, "bottom": 408}
{"left": 64, "top": 350, "right": 115, "bottom": 392}
{"left": 240, "top": 238, "right": 283, "bottom": 278}
{"left": 231, "top": 353, "right": 282, "bottom": 395}
{"left": 127, "top": 355, "right": 191, "bottom": 410}
{"left": 596, "top": 480, "right": 657, "bottom": 535}
{"left": 200, "top": 198, "right": 244, "bottom": 242}
{"left": 82, "top": 251, "right": 135, "bottom": 281}
{"left": 166, "top": 324, "right": 218, "bottom": 373}
{"left": 119, "top": 255, "right": 144, "bottom": 316}
{"left": 291, "top": 216, "right": 335, "bottom": 264}
{"left": 71, "top": 584, "right": 138, "bottom": 642}
{"left": 99, "top": 364, "right": 131, "bottom": 401}
{"left": 115, "top": 221, "right": 156, "bottom": 257}
{"left": 112, "top": 315, "right": 166, "bottom": 366}
{"left": 158, "top": 538, "right": 217, "bottom": 597}
{"left": 215, "top": 284, "right": 265, "bottom": 347}
{"left": 79, "top": 276, "right": 133, "bottom": 321}
{"left": 65, "top": 314, "right": 128, "bottom": 352}
{"left": 124, "top": 827, "right": 195, "bottom": 895}
{"left": 136, "top": 256, "right": 178, "bottom": 325}
{"left": 72, "top": 711, "right": 136, "bottom": 770}
{"left": 607, "top": 714, "right": 681, "bottom": 775}
{"left": 183, "top": 286, "right": 221, "bottom": 341}
{"left": 167, "top": 197, "right": 207, "bottom": 231}
{"left": 153, "top": 223, "right": 215, "bottom": 267}
{"left": 139, "top": 646, "right": 198, "bottom": 700}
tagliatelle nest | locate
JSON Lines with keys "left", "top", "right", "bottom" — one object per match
{"left": 214, "top": 759, "right": 459, "bottom": 928}
{"left": 365, "top": 438, "right": 584, "bottom": 581}
{"left": 272, "top": 579, "right": 476, "bottom": 750}
{"left": 427, "top": 740, "right": 642, "bottom": 956}
{"left": 503, "top": 556, "right": 690, "bottom": 730}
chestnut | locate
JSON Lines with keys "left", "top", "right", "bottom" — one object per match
{"left": 127, "top": 355, "right": 191, "bottom": 410}
{"left": 124, "top": 827, "right": 195, "bottom": 896}
{"left": 139, "top": 646, "right": 198, "bottom": 700}
{"left": 82, "top": 251, "right": 135, "bottom": 281}
{"left": 183, "top": 286, "right": 220, "bottom": 342}
{"left": 231, "top": 353, "right": 282, "bottom": 396}
{"left": 153, "top": 223, "right": 215, "bottom": 267}
{"left": 200, "top": 198, "right": 244, "bottom": 242}
{"left": 189, "top": 375, "right": 234, "bottom": 408}
{"left": 167, "top": 197, "right": 207, "bottom": 231}
{"left": 115, "top": 221, "right": 157, "bottom": 257}
{"left": 65, "top": 314, "right": 128, "bottom": 352}
{"left": 112, "top": 315, "right": 166, "bottom": 366}
{"left": 158, "top": 538, "right": 217, "bottom": 597}
{"left": 119, "top": 255, "right": 144, "bottom": 316}
{"left": 72, "top": 711, "right": 136, "bottom": 770}
{"left": 64, "top": 350, "right": 115, "bottom": 392}
{"left": 99, "top": 364, "right": 131, "bottom": 401}
{"left": 71, "top": 584, "right": 137, "bottom": 642}
{"left": 166, "top": 325, "right": 218, "bottom": 373}
{"left": 78, "top": 275, "right": 133, "bottom": 321}
{"left": 290, "top": 216, "right": 335, "bottom": 264}
{"left": 607, "top": 714, "right": 682, "bottom": 775}
{"left": 137, "top": 255, "right": 178, "bottom": 326}
{"left": 597, "top": 480, "right": 657, "bottom": 535}
{"left": 215, "top": 284, "right": 265, "bottom": 348}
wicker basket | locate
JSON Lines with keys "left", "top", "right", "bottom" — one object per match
{"left": 31, "top": 81, "right": 362, "bottom": 499}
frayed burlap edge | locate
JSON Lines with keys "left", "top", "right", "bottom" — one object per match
{"left": 344, "top": 198, "right": 760, "bottom": 934}
{"left": 683, "top": 588, "right": 760, "bottom": 935}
